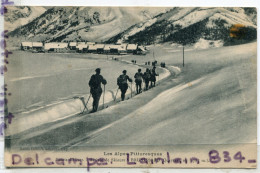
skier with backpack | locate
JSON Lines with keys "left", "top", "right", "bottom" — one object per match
{"left": 143, "top": 68, "right": 151, "bottom": 91}
{"left": 117, "top": 70, "right": 132, "bottom": 101}
{"left": 88, "top": 68, "right": 107, "bottom": 113}
{"left": 134, "top": 68, "right": 143, "bottom": 94}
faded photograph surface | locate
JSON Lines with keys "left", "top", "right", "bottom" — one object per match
{"left": 3, "top": 7, "right": 257, "bottom": 168}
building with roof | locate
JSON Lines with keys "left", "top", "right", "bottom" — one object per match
{"left": 44, "top": 43, "right": 68, "bottom": 52}
{"left": 127, "top": 44, "right": 138, "bottom": 54}
{"left": 136, "top": 45, "right": 146, "bottom": 55}
{"left": 69, "top": 42, "right": 77, "bottom": 50}
{"left": 31, "top": 42, "right": 44, "bottom": 52}
{"left": 109, "top": 45, "right": 120, "bottom": 54}
{"left": 21, "top": 42, "right": 33, "bottom": 50}
{"left": 87, "top": 44, "right": 97, "bottom": 53}
{"left": 118, "top": 44, "right": 127, "bottom": 54}
{"left": 104, "top": 44, "right": 112, "bottom": 54}
{"left": 95, "top": 44, "right": 105, "bottom": 54}
{"left": 76, "top": 43, "right": 88, "bottom": 53}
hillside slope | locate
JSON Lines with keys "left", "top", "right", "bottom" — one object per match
{"left": 4, "top": 6, "right": 46, "bottom": 31}
{"left": 6, "top": 7, "right": 256, "bottom": 48}
{"left": 7, "top": 6, "right": 171, "bottom": 46}
{"left": 108, "top": 7, "right": 257, "bottom": 46}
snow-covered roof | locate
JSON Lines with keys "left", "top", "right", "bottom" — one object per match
{"left": 138, "top": 46, "right": 145, "bottom": 52}
{"left": 104, "top": 44, "right": 112, "bottom": 50}
{"left": 21, "top": 42, "right": 32, "bottom": 47}
{"left": 118, "top": 44, "right": 127, "bottom": 51}
{"left": 44, "top": 43, "right": 68, "bottom": 50}
{"left": 87, "top": 44, "right": 104, "bottom": 50}
{"left": 127, "top": 44, "right": 138, "bottom": 50}
{"left": 69, "top": 42, "right": 77, "bottom": 46}
{"left": 95, "top": 44, "right": 105, "bottom": 49}
{"left": 78, "top": 42, "right": 85, "bottom": 45}
{"left": 88, "top": 45, "right": 97, "bottom": 50}
{"left": 76, "top": 44, "right": 88, "bottom": 50}
{"left": 32, "top": 42, "right": 43, "bottom": 47}
{"left": 109, "top": 45, "right": 120, "bottom": 49}
{"left": 76, "top": 44, "right": 88, "bottom": 48}
{"left": 104, "top": 44, "right": 123, "bottom": 50}
{"left": 87, "top": 42, "right": 95, "bottom": 45}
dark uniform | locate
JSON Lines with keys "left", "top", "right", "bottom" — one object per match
{"left": 134, "top": 69, "right": 143, "bottom": 94}
{"left": 117, "top": 70, "right": 132, "bottom": 101}
{"left": 150, "top": 67, "right": 158, "bottom": 87}
{"left": 143, "top": 68, "right": 151, "bottom": 91}
{"left": 89, "top": 68, "right": 107, "bottom": 112}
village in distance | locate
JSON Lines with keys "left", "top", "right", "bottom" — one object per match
{"left": 20, "top": 41, "right": 147, "bottom": 55}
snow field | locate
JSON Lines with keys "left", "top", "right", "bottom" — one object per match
{"left": 72, "top": 42, "right": 257, "bottom": 146}
{"left": 5, "top": 55, "right": 171, "bottom": 136}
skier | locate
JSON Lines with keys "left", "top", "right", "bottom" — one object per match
{"left": 134, "top": 68, "right": 143, "bottom": 94}
{"left": 150, "top": 66, "right": 158, "bottom": 87}
{"left": 143, "top": 68, "right": 151, "bottom": 91}
{"left": 88, "top": 68, "right": 107, "bottom": 113}
{"left": 117, "top": 70, "right": 132, "bottom": 101}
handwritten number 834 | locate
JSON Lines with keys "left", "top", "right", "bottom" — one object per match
{"left": 209, "top": 150, "right": 245, "bottom": 164}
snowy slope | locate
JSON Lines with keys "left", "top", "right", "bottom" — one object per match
{"left": 7, "top": 42, "right": 256, "bottom": 148}
{"left": 7, "top": 7, "right": 170, "bottom": 46}
{"left": 110, "top": 7, "right": 256, "bottom": 46}
{"left": 6, "top": 7, "right": 256, "bottom": 47}
{"left": 72, "top": 42, "right": 257, "bottom": 146}
{"left": 5, "top": 7, "right": 257, "bottom": 48}
{"left": 4, "top": 6, "right": 46, "bottom": 31}
{"left": 172, "top": 7, "right": 256, "bottom": 29}
{"left": 117, "top": 18, "right": 158, "bottom": 44}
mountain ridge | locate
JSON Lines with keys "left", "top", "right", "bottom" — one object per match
{"left": 6, "top": 7, "right": 257, "bottom": 48}
{"left": 4, "top": 6, "right": 47, "bottom": 32}
{"left": 6, "top": 6, "right": 171, "bottom": 46}
{"left": 107, "top": 7, "right": 256, "bottom": 47}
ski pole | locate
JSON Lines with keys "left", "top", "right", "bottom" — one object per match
{"left": 79, "top": 97, "right": 88, "bottom": 114}
{"left": 131, "top": 82, "right": 133, "bottom": 98}
{"left": 157, "top": 73, "right": 160, "bottom": 85}
{"left": 86, "top": 93, "right": 91, "bottom": 105}
{"left": 79, "top": 94, "right": 91, "bottom": 114}
{"left": 103, "top": 85, "right": 105, "bottom": 109}
{"left": 114, "top": 88, "right": 119, "bottom": 101}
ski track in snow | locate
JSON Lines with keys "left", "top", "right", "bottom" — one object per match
{"left": 71, "top": 74, "right": 205, "bottom": 147}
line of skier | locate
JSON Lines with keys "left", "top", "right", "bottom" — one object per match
{"left": 133, "top": 66, "right": 159, "bottom": 94}
{"left": 88, "top": 67, "right": 159, "bottom": 113}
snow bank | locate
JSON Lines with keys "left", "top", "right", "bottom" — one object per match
{"left": 167, "top": 66, "right": 181, "bottom": 76}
